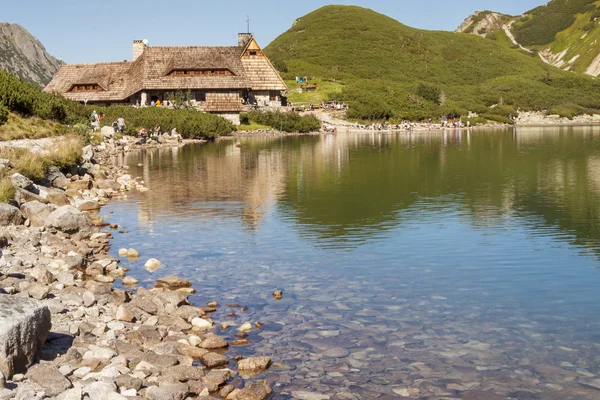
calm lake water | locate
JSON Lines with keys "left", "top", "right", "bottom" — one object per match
{"left": 104, "top": 127, "right": 600, "bottom": 399}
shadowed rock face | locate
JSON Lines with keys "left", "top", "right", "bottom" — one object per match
{"left": 0, "top": 295, "right": 51, "bottom": 379}
{"left": 0, "top": 23, "right": 59, "bottom": 87}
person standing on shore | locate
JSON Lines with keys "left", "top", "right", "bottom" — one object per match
{"left": 117, "top": 117, "right": 126, "bottom": 133}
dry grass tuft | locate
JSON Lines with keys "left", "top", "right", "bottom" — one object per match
{"left": 0, "top": 134, "right": 84, "bottom": 203}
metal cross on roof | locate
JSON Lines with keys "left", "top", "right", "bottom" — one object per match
{"left": 246, "top": 15, "right": 251, "bottom": 34}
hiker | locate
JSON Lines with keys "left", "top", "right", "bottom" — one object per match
{"left": 117, "top": 117, "right": 126, "bottom": 133}
{"left": 112, "top": 120, "right": 119, "bottom": 133}
{"left": 139, "top": 128, "right": 148, "bottom": 144}
{"left": 90, "top": 110, "right": 99, "bottom": 132}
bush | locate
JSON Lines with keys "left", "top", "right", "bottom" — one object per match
{"left": 98, "top": 106, "right": 235, "bottom": 139}
{"left": 0, "top": 104, "right": 8, "bottom": 126}
{"left": 416, "top": 83, "right": 442, "bottom": 105}
{"left": 241, "top": 110, "right": 321, "bottom": 132}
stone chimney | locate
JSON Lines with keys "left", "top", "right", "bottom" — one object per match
{"left": 238, "top": 33, "right": 252, "bottom": 48}
{"left": 133, "top": 40, "right": 146, "bottom": 61}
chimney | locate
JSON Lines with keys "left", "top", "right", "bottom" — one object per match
{"left": 133, "top": 40, "right": 147, "bottom": 61}
{"left": 238, "top": 33, "right": 252, "bottom": 48}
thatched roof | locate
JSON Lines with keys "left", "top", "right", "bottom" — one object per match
{"left": 44, "top": 37, "right": 287, "bottom": 103}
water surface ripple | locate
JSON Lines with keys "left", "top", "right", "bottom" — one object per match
{"left": 104, "top": 127, "right": 600, "bottom": 399}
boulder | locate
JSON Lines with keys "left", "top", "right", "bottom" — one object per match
{"left": 26, "top": 364, "right": 72, "bottom": 397}
{"left": 201, "top": 334, "right": 228, "bottom": 349}
{"left": 145, "top": 258, "right": 161, "bottom": 272}
{"left": 101, "top": 126, "right": 115, "bottom": 138}
{"left": 235, "top": 381, "right": 272, "bottom": 400}
{"left": 67, "top": 179, "right": 92, "bottom": 191}
{"left": 10, "top": 173, "right": 34, "bottom": 191}
{"left": 44, "top": 205, "right": 92, "bottom": 235}
{"left": 0, "top": 204, "right": 23, "bottom": 226}
{"left": 45, "top": 166, "right": 69, "bottom": 189}
{"left": 146, "top": 383, "right": 189, "bottom": 400}
{"left": 199, "top": 352, "right": 228, "bottom": 369}
{"left": 82, "top": 145, "right": 94, "bottom": 162}
{"left": 20, "top": 201, "right": 56, "bottom": 227}
{"left": 45, "top": 188, "right": 70, "bottom": 206}
{"left": 0, "top": 296, "right": 51, "bottom": 379}
{"left": 237, "top": 356, "right": 272, "bottom": 372}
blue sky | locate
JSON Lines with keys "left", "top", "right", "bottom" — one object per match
{"left": 4, "top": 0, "right": 542, "bottom": 63}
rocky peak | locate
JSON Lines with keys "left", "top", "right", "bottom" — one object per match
{"left": 456, "top": 10, "right": 512, "bottom": 37}
{"left": 0, "top": 23, "right": 59, "bottom": 87}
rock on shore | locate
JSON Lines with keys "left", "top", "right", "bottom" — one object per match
{"left": 0, "top": 296, "right": 51, "bottom": 379}
{"left": 0, "top": 135, "right": 273, "bottom": 399}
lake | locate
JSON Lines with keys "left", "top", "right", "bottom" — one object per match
{"left": 104, "top": 127, "right": 600, "bottom": 399}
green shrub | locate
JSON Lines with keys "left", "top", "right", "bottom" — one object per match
{"left": 241, "top": 110, "right": 321, "bottom": 132}
{"left": 416, "top": 83, "right": 442, "bottom": 105}
{"left": 0, "top": 104, "right": 8, "bottom": 126}
{"left": 98, "top": 106, "right": 235, "bottom": 139}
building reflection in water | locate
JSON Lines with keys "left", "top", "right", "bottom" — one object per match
{"left": 115, "top": 127, "right": 600, "bottom": 255}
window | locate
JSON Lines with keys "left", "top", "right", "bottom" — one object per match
{"left": 195, "top": 91, "right": 206, "bottom": 102}
{"left": 245, "top": 49, "right": 263, "bottom": 57}
{"left": 70, "top": 84, "right": 103, "bottom": 92}
{"left": 269, "top": 91, "right": 279, "bottom": 102}
{"left": 170, "top": 69, "right": 234, "bottom": 77}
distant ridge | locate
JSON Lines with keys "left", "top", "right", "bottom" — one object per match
{"left": 458, "top": 0, "right": 600, "bottom": 77}
{"left": 0, "top": 23, "right": 60, "bottom": 87}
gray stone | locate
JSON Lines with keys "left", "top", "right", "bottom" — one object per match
{"left": 114, "top": 374, "right": 143, "bottom": 391}
{"left": 0, "top": 204, "right": 23, "bottom": 226}
{"left": 44, "top": 206, "right": 92, "bottom": 235}
{"left": 200, "top": 333, "right": 228, "bottom": 349}
{"left": 10, "top": 173, "right": 34, "bottom": 191}
{"left": 26, "top": 283, "right": 50, "bottom": 300}
{"left": 85, "top": 381, "right": 126, "bottom": 400}
{"left": 290, "top": 392, "right": 330, "bottom": 400}
{"left": 142, "top": 352, "right": 178, "bottom": 369}
{"left": 0, "top": 296, "right": 51, "bottom": 379}
{"left": 21, "top": 201, "right": 56, "bottom": 226}
{"left": 56, "top": 387, "right": 83, "bottom": 400}
{"left": 146, "top": 383, "right": 189, "bottom": 400}
{"left": 26, "top": 364, "right": 72, "bottom": 397}
{"left": 82, "top": 145, "right": 94, "bottom": 162}
{"left": 199, "top": 352, "right": 228, "bottom": 369}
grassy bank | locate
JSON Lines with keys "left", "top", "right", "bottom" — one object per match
{"left": 0, "top": 112, "right": 68, "bottom": 141}
{"left": 0, "top": 135, "right": 83, "bottom": 203}
{"left": 240, "top": 110, "right": 321, "bottom": 133}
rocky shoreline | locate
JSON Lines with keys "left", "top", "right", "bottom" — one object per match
{"left": 0, "top": 135, "right": 274, "bottom": 399}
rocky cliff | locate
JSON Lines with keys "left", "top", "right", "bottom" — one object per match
{"left": 0, "top": 23, "right": 59, "bottom": 87}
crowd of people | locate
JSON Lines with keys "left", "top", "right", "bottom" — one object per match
{"left": 137, "top": 125, "right": 182, "bottom": 144}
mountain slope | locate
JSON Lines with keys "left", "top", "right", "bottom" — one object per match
{"left": 458, "top": 0, "right": 600, "bottom": 76}
{"left": 0, "top": 23, "right": 59, "bottom": 87}
{"left": 265, "top": 6, "right": 600, "bottom": 121}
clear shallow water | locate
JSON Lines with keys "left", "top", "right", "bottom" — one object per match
{"left": 104, "top": 127, "right": 600, "bottom": 399}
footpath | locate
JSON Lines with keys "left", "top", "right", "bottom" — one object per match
{"left": 0, "top": 133, "right": 273, "bottom": 400}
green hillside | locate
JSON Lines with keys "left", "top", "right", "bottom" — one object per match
{"left": 512, "top": 0, "right": 598, "bottom": 46}
{"left": 265, "top": 5, "right": 600, "bottom": 121}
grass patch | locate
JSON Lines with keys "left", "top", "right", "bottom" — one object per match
{"left": 240, "top": 110, "right": 321, "bottom": 132}
{"left": 285, "top": 78, "right": 344, "bottom": 104}
{"left": 0, "top": 112, "right": 67, "bottom": 141}
{"left": 237, "top": 121, "right": 272, "bottom": 131}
